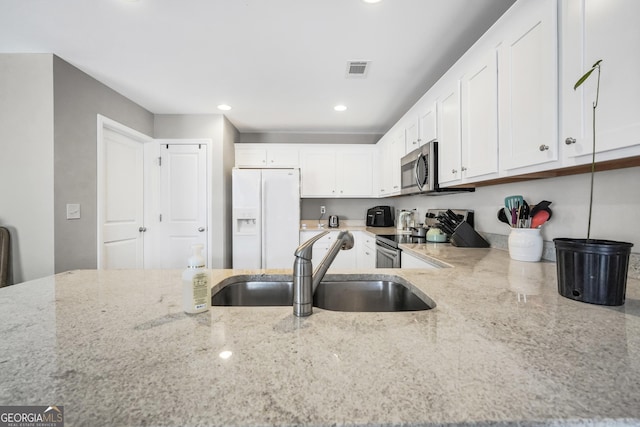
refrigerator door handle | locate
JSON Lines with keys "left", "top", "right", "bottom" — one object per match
{"left": 260, "top": 173, "right": 266, "bottom": 269}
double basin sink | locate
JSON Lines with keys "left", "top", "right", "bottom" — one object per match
{"left": 211, "top": 274, "right": 436, "bottom": 312}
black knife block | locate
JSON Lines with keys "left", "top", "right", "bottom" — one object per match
{"left": 450, "top": 221, "right": 490, "bottom": 248}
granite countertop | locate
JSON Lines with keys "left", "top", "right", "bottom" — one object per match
{"left": 1, "top": 246, "right": 640, "bottom": 427}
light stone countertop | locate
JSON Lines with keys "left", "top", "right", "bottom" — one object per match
{"left": 1, "top": 246, "right": 640, "bottom": 427}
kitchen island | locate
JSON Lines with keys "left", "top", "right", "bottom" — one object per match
{"left": 1, "top": 246, "right": 639, "bottom": 426}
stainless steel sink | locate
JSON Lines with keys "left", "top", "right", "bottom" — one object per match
{"left": 211, "top": 275, "right": 435, "bottom": 312}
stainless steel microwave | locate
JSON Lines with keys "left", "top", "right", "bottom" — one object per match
{"left": 400, "top": 139, "right": 474, "bottom": 196}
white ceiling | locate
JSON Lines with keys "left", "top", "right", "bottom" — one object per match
{"left": 0, "top": 0, "right": 515, "bottom": 134}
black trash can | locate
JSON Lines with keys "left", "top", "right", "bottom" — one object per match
{"left": 554, "top": 238, "right": 633, "bottom": 306}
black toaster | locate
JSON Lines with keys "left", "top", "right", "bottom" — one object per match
{"left": 366, "top": 206, "right": 394, "bottom": 227}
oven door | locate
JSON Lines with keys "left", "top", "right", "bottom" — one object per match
{"left": 376, "top": 240, "right": 401, "bottom": 268}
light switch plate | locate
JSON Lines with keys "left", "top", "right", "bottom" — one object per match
{"left": 66, "top": 203, "right": 81, "bottom": 220}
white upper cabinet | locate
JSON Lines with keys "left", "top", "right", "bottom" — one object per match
{"left": 300, "top": 150, "right": 337, "bottom": 196}
{"left": 437, "top": 81, "right": 462, "bottom": 186}
{"left": 377, "top": 136, "right": 393, "bottom": 197}
{"left": 300, "top": 145, "right": 375, "bottom": 198}
{"left": 461, "top": 49, "right": 499, "bottom": 181}
{"left": 235, "top": 144, "right": 299, "bottom": 168}
{"left": 498, "top": 0, "right": 558, "bottom": 172}
{"left": 418, "top": 102, "right": 437, "bottom": 146}
{"left": 337, "top": 151, "right": 375, "bottom": 197}
{"left": 561, "top": 0, "right": 640, "bottom": 164}
{"left": 404, "top": 119, "right": 420, "bottom": 153}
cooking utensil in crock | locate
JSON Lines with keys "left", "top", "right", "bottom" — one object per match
{"left": 531, "top": 210, "right": 550, "bottom": 228}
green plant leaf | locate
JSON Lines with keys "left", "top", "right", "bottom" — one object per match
{"left": 574, "top": 59, "right": 603, "bottom": 90}
{"left": 574, "top": 68, "right": 595, "bottom": 90}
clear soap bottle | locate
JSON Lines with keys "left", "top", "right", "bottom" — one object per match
{"left": 182, "top": 244, "right": 210, "bottom": 314}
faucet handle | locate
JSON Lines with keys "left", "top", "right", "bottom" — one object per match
{"left": 295, "top": 231, "right": 329, "bottom": 260}
{"left": 336, "top": 230, "right": 354, "bottom": 250}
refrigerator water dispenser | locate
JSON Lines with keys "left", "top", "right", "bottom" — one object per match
{"left": 234, "top": 208, "right": 258, "bottom": 235}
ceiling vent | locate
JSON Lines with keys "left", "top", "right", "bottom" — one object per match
{"left": 346, "top": 60, "right": 370, "bottom": 78}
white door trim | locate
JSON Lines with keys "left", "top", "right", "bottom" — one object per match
{"left": 96, "top": 115, "right": 153, "bottom": 269}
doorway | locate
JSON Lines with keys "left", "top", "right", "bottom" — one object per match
{"left": 97, "top": 116, "right": 210, "bottom": 269}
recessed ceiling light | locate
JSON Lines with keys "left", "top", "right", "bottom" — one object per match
{"left": 217, "top": 104, "right": 232, "bottom": 111}
{"left": 334, "top": 105, "right": 347, "bottom": 112}
{"left": 362, "top": 0, "right": 382, "bottom": 3}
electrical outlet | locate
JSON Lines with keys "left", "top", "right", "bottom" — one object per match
{"left": 320, "top": 206, "right": 326, "bottom": 215}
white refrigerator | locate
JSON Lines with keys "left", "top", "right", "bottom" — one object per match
{"left": 232, "top": 168, "right": 300, "bottom": 269}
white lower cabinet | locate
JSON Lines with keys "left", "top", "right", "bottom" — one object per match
{"left": 401, "top": 251, "right": 437, "bottom": 269}
{"left": 355, "top": 231, "right": 376, "bottom": 269}
{"left": 299, "top": 230, "right": 357, "bottom": 270}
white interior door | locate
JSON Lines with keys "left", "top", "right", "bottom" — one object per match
{"left": 100, "top": 127, "right": 145, "bottom": 269}
{"left": 159, "top": 143, "right": 208, "bottom": 269}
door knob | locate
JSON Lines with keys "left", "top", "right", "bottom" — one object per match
{"left": 138, "top": 227, "right": 147, "bottom": 232}
{"left": 198, "top": 227, "right": 205, "bottom": 232}
{"left": 539, "top": 145, "right": 549, "bottom": 151}
{"left": 565, "top": 137, "right": 576, "bottom": 145}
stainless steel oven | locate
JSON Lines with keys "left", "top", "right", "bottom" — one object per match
{"left": 375, "top": 238, "right": 401, "bottom": 268}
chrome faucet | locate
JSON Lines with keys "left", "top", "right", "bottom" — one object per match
{"left": 292, "top": 230, "right": 354, "bottom": 317}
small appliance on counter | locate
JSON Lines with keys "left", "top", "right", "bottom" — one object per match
{"left": 366, "top": 206, "right": 394, "bottom": 227}
{"left": 328, "top": 215, "right": 339, "bottom": 228}
{"left": 397, "top": 209, "right": 416, "bottom": 230}
{"left": 426, "top": 209, "right": 488, "bottom": 248}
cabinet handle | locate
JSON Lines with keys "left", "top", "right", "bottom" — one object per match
{"left": 565, "top": 137, "right": 576, "bottom": 145}
{"left": 539, "top": 145, "right": 549, "bottom": 151}
{"left": 461, "top": 166, "right": 467, "bottom": 172}
{"left": 138, "top": 226, "right": 147, "bottom": 232}
{"left": 451, "top": 169, "right": 457, "bottom": 174}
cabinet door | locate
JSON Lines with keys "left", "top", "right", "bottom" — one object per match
{"left": 562, "top": 0, "right": 640, "bottom": 161}
{"left": 461, "top": 49, "right": 499, "bottom": 180}
{"left": 356, "top": 232, "right": 377, "bottom": 269}
{"left": 377, "top": 138, "right": 393, "bottom": 196}
{"left": 390, "top": 131, "right": 406, "bottom": 194}
{"left": 418, "top": 102, "right": 437, "bottom": 146}
{"left": 299, "top": 231, "right": 330, "bottom": 267}
{"left": 498, "top": 0, "right": 558, "bottom": 171}
{"left": 235, "top": 148, "right": 267, "bottom": 167}
{"left": 437, "top": 81, "right": 462, "bottom": 186}
{"left": 300, "top": 151, "right": 336, "bottom": 197}
{"left": 337, "top": 151, "right": 374, "bottom": 197}
{"left": 267, "top": 149, "right": 299, "bottom": 168}
{"left": 401, "top": 251, "right": 437, "bottom": 269}
{"left": 404, "top": 120, "right": 420, "bottom": 153}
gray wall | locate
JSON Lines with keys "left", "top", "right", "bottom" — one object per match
{"left": 154, "top": 114, "right": 238, "bottom": 268}
{"left": 302, "top": 166, "right": 640, "bottom": 250}
{"left": 53, "top": 56, "right": 154, "bottom": 273}
{"left": 0, "top": 54, "right": 55, "bottom": 284}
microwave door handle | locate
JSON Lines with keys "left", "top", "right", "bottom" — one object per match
{"left": 414, "top": 153, "right": 425, "bottom": 191}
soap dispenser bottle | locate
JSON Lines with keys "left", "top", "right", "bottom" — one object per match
{"left": 182, "top": 244, "right": 210, "bottom": 314}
